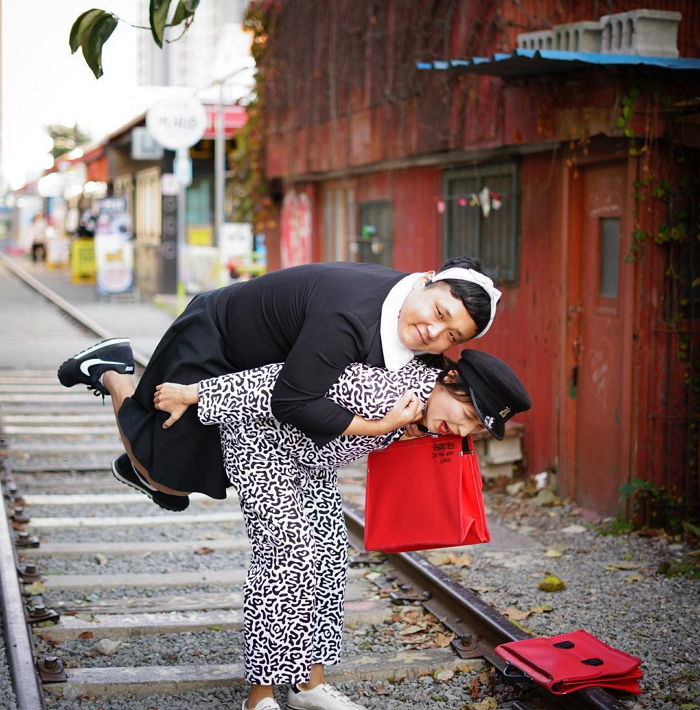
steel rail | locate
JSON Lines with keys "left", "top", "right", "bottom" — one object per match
{"left": 343, "top": 504, "right": 627, "bottom": 710}
{"left": 0, "top": 460, "right": 47, "bottom": 709}
{"left": 2, "top": 254, "right": 627, "bottom": 710}
{"left": 0, "top": 253, "right": 150, "bottom": 367}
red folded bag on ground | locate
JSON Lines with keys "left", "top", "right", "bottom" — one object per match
{"left": 364, "top": 434, "right": 490, "bottom": 553}
{"left": 495, "top": 630, "right": 643, "bottom": 695}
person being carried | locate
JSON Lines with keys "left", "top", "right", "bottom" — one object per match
{"left": 57, "top": 257, "right": 501, "bottom": 512}
{"left": 151, "top": 349, "right": 531, "bottom": 710}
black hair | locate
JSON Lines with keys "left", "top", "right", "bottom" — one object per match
{"left": 425, "top": 255, "right": 493, "bottom": 337}
{"left": 418, "top": 354, "right": 473, "bottom": 404}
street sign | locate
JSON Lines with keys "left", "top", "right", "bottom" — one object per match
{"left": 146, "top": 96, "right": 207, "bottom": 151}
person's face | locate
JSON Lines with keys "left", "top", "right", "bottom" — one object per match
{"left": 397, "top": 277, "right": 478, "bottom": 354}
{"left": 422, "top": 381, "right": 485, "bottom": 437}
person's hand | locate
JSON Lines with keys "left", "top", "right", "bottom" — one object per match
{"left": 402, "top": 421, "right": 426, "bottom": 439}
{"left": 154, "top": 382, "right": 199, "bottom": 429}
{"left": 377, "top": 391, "right": 424, "bottom": 434}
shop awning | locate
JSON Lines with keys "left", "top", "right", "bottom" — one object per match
{"left": 417, "top": 49, "right": 700, "bottom": 78}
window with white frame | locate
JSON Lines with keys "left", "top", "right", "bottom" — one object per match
{"left": 443, "top": 162, "right": 519, "bottom": 281}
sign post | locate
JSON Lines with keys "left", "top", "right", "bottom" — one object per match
{"left": 146, "top": 96, "right": 207, "bottom": 310}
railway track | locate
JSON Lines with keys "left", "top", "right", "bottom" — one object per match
{"left": 0, "top": 254, "right": 628, "bottom": 709}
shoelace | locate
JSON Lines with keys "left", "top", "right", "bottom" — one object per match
{"left": 86, "top": 384, "right": 107, "bottom": 403}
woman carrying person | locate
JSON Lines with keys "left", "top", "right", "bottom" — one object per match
{"left": 57, "top": 257, "right": 501, "bottom": 511}
{"left": 151, "top": 349, "right": 531, "bottom": 710}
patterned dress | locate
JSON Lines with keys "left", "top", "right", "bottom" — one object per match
{"left": 197, "top": 359, "right": 439, "bottom": 684}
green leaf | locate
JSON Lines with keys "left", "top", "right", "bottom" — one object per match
{"left": 623, "top": 126, "right": 635, "bottom": 138}
{"left": 81, "top": 12, "right": 118, "bottom": 79}
{"left": 171, "top": 0, "right": 199, "bottom": 26}
{"left": 69, "top": 8, "right": 104, "bottom": 53}
{"left": 150, "top": 0, "right": 172, "bottom": 48}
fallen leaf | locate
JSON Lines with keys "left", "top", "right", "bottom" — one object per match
{"left": 398, "top": 634, "right": 429, "bottom": 644}
{"left": 78, "top": 631, "right": 94, "bottom": 640}
{"left": 624, "top": 573, "right": 643, "bottom": 582}
{"left": 194, "top": 546, "right": 215, "bottom": 555}
{"left": 75, "top": 613, "right": 96, "bottom": 622}
{"left": 468, "top": 585, "right": 493, "bottom": 593}
{"left": 530, "top": 604, "right": 553, "bottom": 614}
{"left": 538, "top": 575, "right": 566, "bottom": 592}
{"left": 372, "top": 683, "right": 391, "bottom": 696}
{"left": 469, "top": 698, "right": 498, "bottom": 710}
{"left": 24, "top": 581, "right": 45, "bottom": 595}
{"left": 433, "top": 669, "right": 454, "bottom": 682}
{"left": 504, "top": 607, "right": 531, "bottom": 621}
{"left": 420, "top": 632, "right": 455, "bottom": 648}
{"left": 545, "top": 548, "right": 563, "bottom": 558}
{"left": 398, "top": 624, "right": 426, "bottom": 636}
{"left": 426, "top": 551, "right": 454, "bottom": 566}
{"left": 562, "top": 524, "right": 587, "bottom": 534}
{"left": 450, "top": 553, "right": 473, "bottom": 568}
{"left": 607, "top": 561, "right": 641, "bottom": 570}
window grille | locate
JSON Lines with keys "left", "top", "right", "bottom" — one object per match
{"left": 444, "top": 163, "right": 519, "bottom": 282}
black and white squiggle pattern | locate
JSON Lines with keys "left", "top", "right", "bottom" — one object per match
{"left": 197, "top": 360, "right": 439, "bottom": 684}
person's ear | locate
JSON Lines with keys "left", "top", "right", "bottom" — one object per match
{"left": 419, "top": 270, "right": 436, "bottom": 287}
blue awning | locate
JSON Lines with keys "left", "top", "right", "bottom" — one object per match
{"left": 417, "top": 49, "right": 700, "bottom": 77}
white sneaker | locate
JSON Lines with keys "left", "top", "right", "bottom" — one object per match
{"left": 287, "top": 683, "right": 367, "bottom": 710}
{"left": 242, "top": 698, "right": 280, "bottom": 710}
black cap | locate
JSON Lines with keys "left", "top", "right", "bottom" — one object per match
{"left": 457, "top": 350, "right": 531, "bottom": 440}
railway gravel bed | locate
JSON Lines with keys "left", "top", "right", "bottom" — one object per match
{"left": 0, "top": 609, "right": 17, "bottom": 709}
{"left": 24, "top": 500, "right": 239, "bottom": 520}
{"left": 31, "top": 523, "right": 247, "bottom": 544}
{"left": 455, "top": 490, "right": 700, "bottom": 710}
{"left": 37, "top": 584, "right": 246, "bottom": 606}
{"left": 41, "top": 667, "right": 543, "bottom": 710}
{"left": 20, "top": 550, "right": 251, "bottom": 576}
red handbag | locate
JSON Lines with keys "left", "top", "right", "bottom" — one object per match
{"left": 495, "top": 630, "right": 643, "bottom": 695}
{"left": 364, "top": 434, "right": 490, "bottom": 553}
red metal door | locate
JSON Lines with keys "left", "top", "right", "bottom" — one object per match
{"left": 572, "top": 163, "right": 629, "bottom": 515}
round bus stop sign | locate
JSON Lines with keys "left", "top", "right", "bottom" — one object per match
{"left": 146, "top": 96, "right": 207, "bottom": 151}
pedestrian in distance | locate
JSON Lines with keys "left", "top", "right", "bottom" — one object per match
{"left": 57, "top": 257, "right": 502, "bottom": 514}
{"left": 29, "top": 213, "right": 48, "bottom": 263}
{"left": 151, "top": 349, "right": 531, "bottom": 710}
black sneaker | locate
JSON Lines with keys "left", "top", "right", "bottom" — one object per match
{"left": 57, "top": 338, "right": 135, "bottom": 397}
{"left": 111, "top": 454, "right": 190, "bottom": 512}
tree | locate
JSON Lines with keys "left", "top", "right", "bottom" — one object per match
{"left": 69, "top": 0, "right": 200, "bottom": 79}
{"left": 46, "top": 124, "right": 92, "bottom": 159}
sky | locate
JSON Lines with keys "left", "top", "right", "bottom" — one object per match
{"left": 2, "top": 1, "right": 151, "bottom": 188}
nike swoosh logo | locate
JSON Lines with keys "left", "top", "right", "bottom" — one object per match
{"left": 79, "top": 359, "right": 128, "bottom": 377}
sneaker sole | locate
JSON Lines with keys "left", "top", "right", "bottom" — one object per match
{"left": 111, "top": 459, "right": 187, "bottom": 513}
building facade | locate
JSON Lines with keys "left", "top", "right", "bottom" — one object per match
{"left": 254, "top": 0, "right": 700, "bottom": 521}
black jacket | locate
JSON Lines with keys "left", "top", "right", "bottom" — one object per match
{"left": 216, "top": 261, "right": 405, "bottom": 444}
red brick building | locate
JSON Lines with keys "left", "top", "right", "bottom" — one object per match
{"left": 253, "top": 0, "right": 700, "bottom": 521}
